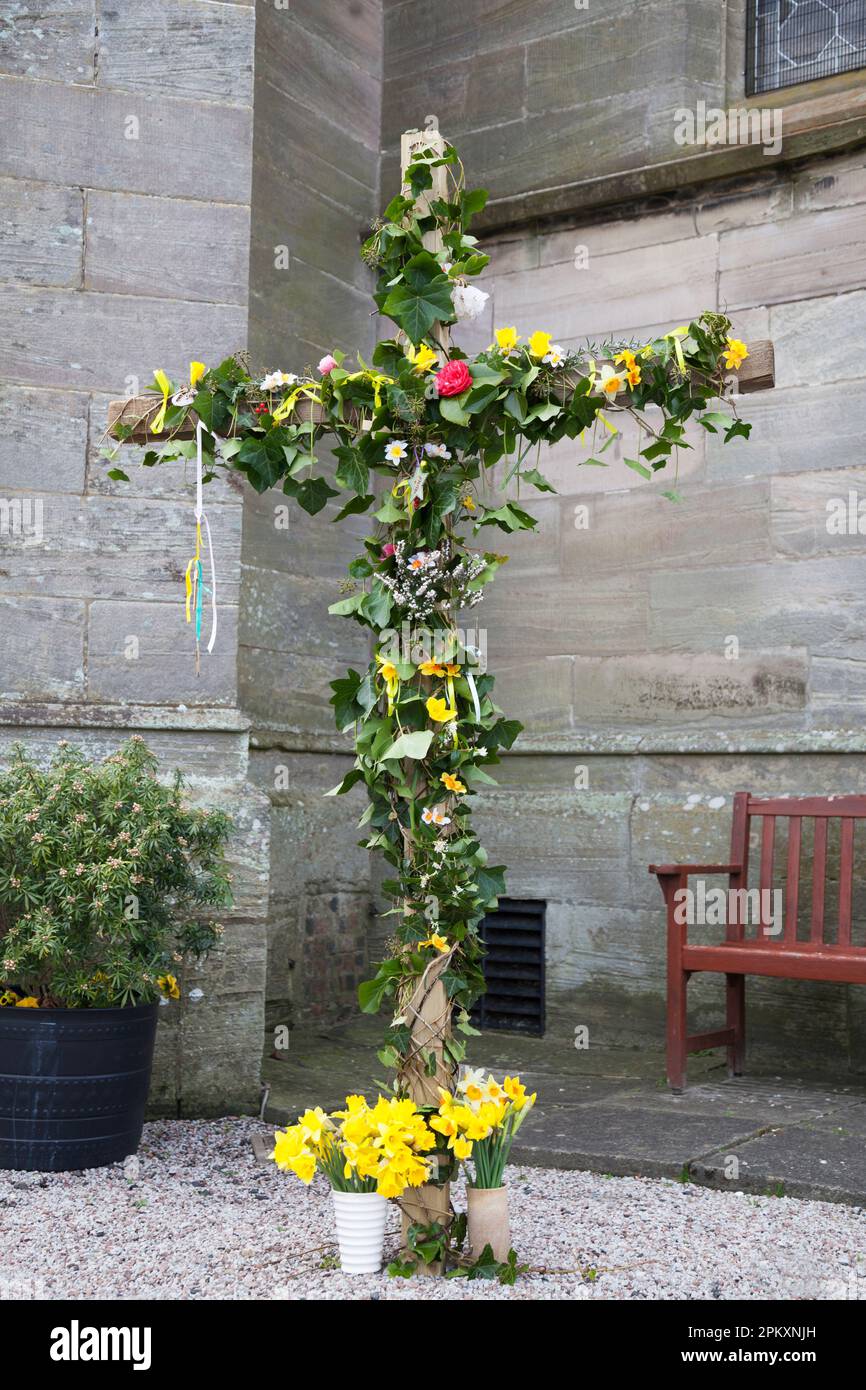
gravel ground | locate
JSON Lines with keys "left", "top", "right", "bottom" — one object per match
{"left": 1, "top": 1117, "right": 864, "bottom": 1300}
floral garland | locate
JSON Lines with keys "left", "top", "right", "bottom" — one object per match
{"left": 106, "top": 139, "right": 753, "bottom": 1241}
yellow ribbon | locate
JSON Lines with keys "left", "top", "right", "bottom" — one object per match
{"left": 184, "top": 519, "right": 202, "bottom": 625}
{"left": 665, "top": 326, "right": 688, "bottom": 374}
{"left": 150, "top": 369, "right": 172, "bottom": 434}
{"left": 341, "top": 370, "right": 394, "bottom": 411}
{"left": 272, "top": 382, "right": 324, "bottom": 424}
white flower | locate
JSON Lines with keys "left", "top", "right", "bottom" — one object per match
{"left": 422, "top": 806, "right": 451, "bottom": 826}
{"left": 384, "top": 439, "right": 409, "bottom": 465}
{"left": 543, "top": 344, "right": 565, "bottom": 367}
{"left": 598, "top": 365, "right": 624, "bottom": 397}
{"left": 171, "top": 388, "right": 196, "bottom": 407}
{"left": 424, "top": 442, "right": 452, "bottom": 460}
{"left": 260, "top": 371, "right": 297, "bottom": 391}
{"left": 440, "top": 260, "right": 454, "bottom": 274}
{"left": 451, "top": 283, "right": 490, "bottom": 322}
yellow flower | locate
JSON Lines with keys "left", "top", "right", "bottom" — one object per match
{"left": 189, "top": 360, "right": 206, "bottom": 387}
{"left": 440, "top": 772, "right": 467, "bottom": 794}
{"left": 722, "top": 336, "right": 749, "bottom": 370}
{"left": 528, "top": 330, "right": 553, "bottom": 359}
{"left": 157, "top": 973, "right": 180, "bottom": 1000}
{"left": 461, "top": 494, "right": 476, "bottom": 511}
{"left": 15, "top": 996, "right": 39, "bottom": 1008}
{"left": 452, "top": 1135, "right": 473, "bottom": 1160}
{"left": 426, "top": 695, "right": 457, "bottom": 722}
{"left": 494, "top": 326, "right": 520, "bottom": 354}
{"left": 376, "top": 651, "right": 400, "bottom": 713}
{"left": 406, "top": 343, "right": 438, "bottom": 374}
{"left": 0, "top": 989, "right": 19, "bottom": 1007}
{"left": 419, "top": 933, "right": 450, "bottom": 954}
{"left": 503, "top": 1075, "right": 528, "bottom": 1108}
{"left": 419, "top": 659, "right": 446, "bottom": 677}
{"left": 296, "top": 1107, "right": 330, "bottom": 1146}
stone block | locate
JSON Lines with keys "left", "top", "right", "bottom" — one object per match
{"left": 87, "top": 599, "right": 239, "bottom": 704}
{"left": 772, "top": 469, "right": 866, "bottom": 559}
{"left": 0, "top": 178, "right": 83, "bottom": 287}
{"left": 0, "top": 0, "right": 96, "bottom": 82}
{"left": 98, "top": 0, "right": 255, "bottom": 106}
{"left": 0, "top": 77, "right": 253, "bottom": 202}
{"left": 0, "top": 596, "right": 85, "bottom": 699}
{"left": 489, "top": 233, "right": 718, "bottom": 340}
{"left": 719, "top": 204, "right": 866, "bottom": 309}
{"left": 707, "top": 381, "right": 866, "bottom": 480}
{"left": 0, "top": 385, "right": 88, "bottom": 493}
{"left": 649, "top": 556, "right": 866, "bottom": 662}
{"left": 0, "top": 286, "right": 247, "bottom": 391}
{"left": 482, "top": 574, "right": 647, "bottom": 657}
{"left": 572, "top": 650, "right": 809, "bottom": 726}
{"left": 85, "top": 191, "right": 250, "bottom": 303}
{"left": 562, "top": 478, "right": 771, "bottom": 578}
{"left": 769, "top": 289, "right": 866, "bottom": 388}
{"left": 0, "top": 493, "right": 241, "bottom": 603}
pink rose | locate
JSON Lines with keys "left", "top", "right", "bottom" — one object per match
{"left": 435, "top": 359, "right": 473, "bottom": 397}
{"left": 380, "top": 542, "right": 396, "bottom": 559}
{"left": 318, "top": 354, "right": 338, "bottom": 375}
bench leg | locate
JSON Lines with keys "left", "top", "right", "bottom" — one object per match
{"left": 726, "top": 973, "right": 745, "bottom": 1076}
{"left": 667, "top": 966, "right": 688, "bottom": 1093}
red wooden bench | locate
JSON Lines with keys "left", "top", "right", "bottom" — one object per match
{"left": 650, "top": 792, "right": 866, "bottom": 1090}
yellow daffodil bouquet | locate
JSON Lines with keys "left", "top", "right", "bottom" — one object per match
{"left": 432, "top": 1071, "right": 536, "bottom": 1190}
{"left": 272, "top": 1094, "right": 437, "bottom": 1199}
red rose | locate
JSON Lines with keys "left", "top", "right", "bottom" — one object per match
{"left": 435, "top": 360, "right": 472, "bottom": 397}
{"left": 380, "top": 542, "right": 396, "bottom": 558}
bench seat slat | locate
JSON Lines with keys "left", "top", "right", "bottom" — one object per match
{"left": 683, "top": 941, "right": 866, "bottom": 985}
{"left": 785, "top": 816, "right": 802, "bottom": 944}
{"left": 840, "top": 817, "right": 854, "bottom": 948}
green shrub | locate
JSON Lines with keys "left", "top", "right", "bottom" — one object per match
{"left": 0, "top": 736, "right": 232, "bottom": 1008}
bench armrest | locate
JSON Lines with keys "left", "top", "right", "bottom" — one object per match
{"left": 649, "top": 863, "right": 742, "bottom": 877}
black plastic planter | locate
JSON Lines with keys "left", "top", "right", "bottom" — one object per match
{"left": 0, "top": 1002, "right": 158, "bottom": 1172}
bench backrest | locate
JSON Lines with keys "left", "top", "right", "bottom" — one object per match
{"left": 731, "top": 792, "right": 866, "bottom": 947}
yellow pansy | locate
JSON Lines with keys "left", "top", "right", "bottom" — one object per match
{"left": 157, "top": 973, "right": 180, "bottom": 1000}
{"left": 0, "top": 989, "right": 19, "bottom": 1007}
{"left": 528, "top": 330, "right": 553, "bottom": 359}
{"left": 15, "top": 996, "right": 39, "bottom": 1008}
{"left": 722, "top": 336, "right": 749, "bottom": 370}
{"left": 426, "top": 695, "right": 457, "bottom": 722}
{"left": 494, "top": 326, "right": 520, "bottom": 354}
{"left": 419, "top": 933, "right": 450, "bottom": 954}
{"left": 406, "top": 343, "right": 438, "bottom": 374}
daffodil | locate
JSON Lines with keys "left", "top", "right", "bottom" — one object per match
{"left": 503, "top": 1075, "right": 528, "bottom": 1108}
{"left": 543, "top": 344, "right": 565, "bottom": 367}
{"left": 297, "top": 1107, "right": 330, "bottom": 1147}
{"left": 426, "top": 695, "right": 457, "bottom": 722}
{"left": 384, "top": 439, "right": 409, "bottom": 465}
{"left": 494, "top": 326, "right": 520, "bottom": 354}
{"left": 376, "top": 651, "right": 400, "bottom": 713}
{"left": 528, "top": 330, "right": 553, "bottom": 359}
{"left": 598, "top": 365, "right": 624, "bottom": 397}
{"left": 406, "top": 343, "right": 438, "bottom": 374}
{"left": 440, "top": 772, "right": 466, "bottom": 794}
{"left": 722, "top": 336, "right": 749, "bottom": 370}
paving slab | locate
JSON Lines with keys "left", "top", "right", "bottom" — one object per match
{"left": 693, "top": 1125, "right": 866, "bottom": 1206}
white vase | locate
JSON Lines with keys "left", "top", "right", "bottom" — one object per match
{"left": 331, "top": 1190, "right": 388, "bottom": 1274}
{"left": 467, "top": 1185, "right": 511, "bottom": 1263}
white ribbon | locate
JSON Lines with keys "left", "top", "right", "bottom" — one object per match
{"left": 464, "top": 643, "right": 482, "bottom": 721}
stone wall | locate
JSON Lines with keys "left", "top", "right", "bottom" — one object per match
{"left": 244, "top": 0, "right": 383, "bottom": 1039}
{"left": 0, "top": 0, "right": 267, "bottom": 1114}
